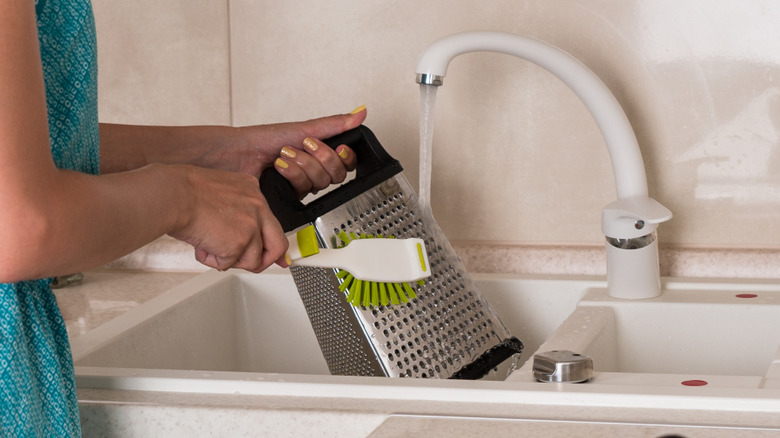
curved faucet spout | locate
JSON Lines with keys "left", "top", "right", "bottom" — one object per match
{"left": 416, "top": 31, "right": 647, "bottom": 201}
{"left": 415, "top": 31, "right": 672, "bottom": 299}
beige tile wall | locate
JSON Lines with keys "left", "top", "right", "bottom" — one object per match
{"left": 93, "top": 0, "right": 231, "bottom": 125}
{"left": 93, "top": 0, "right": 780, "bottom": 248}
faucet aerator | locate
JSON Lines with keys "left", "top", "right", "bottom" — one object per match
{"left": 416, "top": 73, "right": 444, "bottom": 86}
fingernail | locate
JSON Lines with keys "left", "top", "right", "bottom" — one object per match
{"left": 337, "top": 146, "right": 349, "bottom": 159}
{"left": 275, "top": 158, "right": 288, "bottom": 169}
{"left": 303, "top": 137, "right": 318, "bottom": 152}
{"left": 349, "top": 105, "right": 366, "bottom": 115}
{"left": 280, "top": 146, "right": 297, "bottom": 158}
{"left": 284, "top": 253, "right": 292, "bottom": 266}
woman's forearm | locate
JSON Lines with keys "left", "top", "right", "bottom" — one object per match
{"left": 0, "top": 162, "right": 187, "bottom": 282}
{"left": 99, "top": 109, "right": 366, "bottom": 178}
{"left": 99, "top": 123, "right": 246, "bottom": 174}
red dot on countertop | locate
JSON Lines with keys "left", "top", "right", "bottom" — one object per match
{"left": 735, "top": 293, "right": 758, "bottom": 299}
{"left": 681, "top": 379, "right": 708, "bottom": 387}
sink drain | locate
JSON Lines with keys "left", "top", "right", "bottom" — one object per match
{"left": 532, "top": 350, "right": 593, "bottom": 383}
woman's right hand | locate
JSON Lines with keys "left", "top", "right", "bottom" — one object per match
{"left": 166, "top": 164, "right": 288, "bottom": 272}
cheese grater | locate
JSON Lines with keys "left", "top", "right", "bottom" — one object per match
{"left": 260, "top": 126, "right": 522, "bottom": 379}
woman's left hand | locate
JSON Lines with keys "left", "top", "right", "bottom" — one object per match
{"left": 232, "top": 106, "right": 365, "bottom": 197}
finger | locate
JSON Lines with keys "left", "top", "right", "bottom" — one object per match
{"left": 232, "top": 210, "right": 288, "bottom": 273}
{"left": 274, "top": 157, "right": 313, "bottom": 198}
{"left": 301, "top": 138, "right": 353, "bottom": 183}
{"left": 334, "top": 144, "right": 357, "bottom": 171}
{"left": 195, "top": 246, "right": 239, "bottom": 272}
{"left": 258, "top": 216, "right": 288, "bottom": 270}
{"left": 280, "top": 145, "right": 333, "bottom": 191}
{"left": 296, "top": 105, "right": 368, "bottom": 141}
{"left": 228, "top": 233, "right": 263, "bottom": 273}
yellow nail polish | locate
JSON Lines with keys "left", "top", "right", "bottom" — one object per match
{"left": 284, "top": 253, "right": 292, "bottom": 266}
{"left": 338, "top": 147, "right": 349, "bottom": 159}
{"left": 275, "top": 158, "right": 288, "bottom": 169}
{"left": 303, "top": 137, "right": 318, "bottom": 152}
{"left": 280, "top": 146, "right": 297, "bottom": 158}
{"left": 349, "top": 105, "right": 366, "bottom": 115}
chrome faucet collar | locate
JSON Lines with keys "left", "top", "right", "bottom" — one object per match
{"left": 416, "top": 73, "right": 444, "bottom": 86}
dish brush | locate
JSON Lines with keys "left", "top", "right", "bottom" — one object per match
{"left": 285, "top": 225, "right": 430, "bottom": 307}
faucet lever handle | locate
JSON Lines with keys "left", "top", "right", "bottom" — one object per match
{"left": 602, "top": 197, "right": 672, "bottom": 238}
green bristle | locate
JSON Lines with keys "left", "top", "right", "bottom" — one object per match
{"left": 346, "top": 287, "right": 358, "bottom": 304}
{"left": 388, "top": 283, "right": 400, "bottom": 305}
{"left": 353, "top": 279, "right": 364, "bottom": 306}
{"left": 344, "top": 277, "right": 358, "bottom": 303}
{"left": 403, "top": 282, "right": 417, "bottom": 300}
{"left": 370, "top": 281, "right": 379, "bottom": 306}
{"left": 379, "top": 283, "right": 388, "bottom": 306}
{"left": 362, "top": 281, "right": 371, "bottom": 307}
{"left": 337, "top": 270, "right": 353, "bottom": 292}
{"left": 337, "top": 231, "right": 351, "bottom": 247}
{"left": 417, "top": 280, "right": 425, "bottom": 286}
{"left": 394, "top": 283, "right": 409, "bottom": 303}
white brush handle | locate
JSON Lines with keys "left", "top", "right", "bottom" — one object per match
{"left": 290, "top": 237, "right": 430, "bottom": 283}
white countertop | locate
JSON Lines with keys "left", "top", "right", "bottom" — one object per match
{"left": 54, "top": 269, "right": 196, "bottom": 341}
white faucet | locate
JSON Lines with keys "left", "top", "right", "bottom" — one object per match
{"left": 415, "top": 31, "right": 672, "bottom": 299}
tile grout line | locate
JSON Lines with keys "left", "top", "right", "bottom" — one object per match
{"left": 226, "top": 0, "right": 235, "bottom": 126}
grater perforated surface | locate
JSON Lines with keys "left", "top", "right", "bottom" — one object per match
{"left": 289, "top": 265, "right": 382, "bottom": 376}
{"left": 291, "top": 175, "right": 516, "bottom": 378}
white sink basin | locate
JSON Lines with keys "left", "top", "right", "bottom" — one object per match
{"left": 582, "top": 283, "right": 780, "bottom": 377}
{"left": 71, "top": 270, "right": 587, "bottom": 375}
{"left": 73, "top": 271, "right": 330, "bottom": 374}
{"left": 511, "top": 278, "right": 780, "bottom": 389}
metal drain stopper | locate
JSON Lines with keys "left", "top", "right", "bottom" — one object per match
{"left": 533, "top": 350, "right": 593, "bottom": 383}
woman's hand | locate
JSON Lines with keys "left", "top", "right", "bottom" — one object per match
{"left": 273, "top": 136, "right": 358, "bottom": 199}
{"left": 96, "top": 106, "right": 368, "bottom": 273}
{"left": 166, "top": 164, "right": 288, "bottom": 272}
{"left": 235, "top": 106, "right": 365, "bottom": 197}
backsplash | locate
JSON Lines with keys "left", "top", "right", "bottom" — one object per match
{"left": 93, "top": 0, "right": 780, "bottom": 249}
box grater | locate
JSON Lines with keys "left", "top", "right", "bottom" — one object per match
{"left": 260, "top": 126, "right": 522, "bottom": 379}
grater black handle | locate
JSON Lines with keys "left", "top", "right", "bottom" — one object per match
{"left": 259, "top": 125, "right": 403, "bottom": 232}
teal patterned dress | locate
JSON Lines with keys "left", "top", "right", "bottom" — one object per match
{"left": 1, "top": 0, "right": 99, "bottom": 436}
